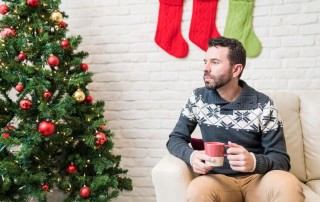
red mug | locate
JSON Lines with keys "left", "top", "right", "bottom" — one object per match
{"left": 204, "top": 142, "right": 228, "bottom": 167}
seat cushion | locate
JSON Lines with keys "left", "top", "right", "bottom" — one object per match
{"left": 306, "top": 180, "right": 320, "bottom": 196}
{"left": 301, "top": 183, "right": 320, "bottom": 202}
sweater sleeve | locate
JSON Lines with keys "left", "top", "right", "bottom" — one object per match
{"left": 254, "top": 99, "right": 291, "bottom": 174}
{"left": 166, "top": 91, "right": 198, "bottom": 165}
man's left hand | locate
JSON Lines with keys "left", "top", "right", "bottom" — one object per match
{"left": 226, "top": 141, "right": 255, "bottom": 172}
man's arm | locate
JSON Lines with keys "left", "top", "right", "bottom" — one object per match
{"left": 166, "top": 90, "right": 200, "bottom": 165}
{"left": 254, "top": 99, "right": 291, "bottom": 174}
{"left": 166, "top": 114, "right": 197, "bottom": 165}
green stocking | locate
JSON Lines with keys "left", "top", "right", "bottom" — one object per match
{"left": 224, "top": 0, "right": 262, "bottom": 58}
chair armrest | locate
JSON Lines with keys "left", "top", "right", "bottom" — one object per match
{"left": 152, "top": 153, "right": 196, "bottom": 202}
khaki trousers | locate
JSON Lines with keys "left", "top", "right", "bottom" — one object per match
{"left": 187, "top": 170, "right": 304, "bottom": 202}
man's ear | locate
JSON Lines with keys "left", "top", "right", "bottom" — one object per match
{"left": 233, "top": 64, "right": 243, "bottom": 78}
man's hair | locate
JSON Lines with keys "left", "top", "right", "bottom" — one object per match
{"left": 208, "top": 37, "right": 246, "bottom": 77}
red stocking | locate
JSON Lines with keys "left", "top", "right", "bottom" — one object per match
{"left": 189, "top": 0, "right": 220, "bottom": 51}
{"left": 155, "top": 0, "right": 188, "bottom": 58}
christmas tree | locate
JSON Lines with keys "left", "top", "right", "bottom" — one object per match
{"left": 0, "top": 0, "right": 132, "bottom": 201}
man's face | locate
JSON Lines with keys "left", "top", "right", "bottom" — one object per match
{"left": 203, "top": 46, "right": 233, "bottom": 90}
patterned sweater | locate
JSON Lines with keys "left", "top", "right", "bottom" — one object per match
{"left": 166, "top": 80, "right": 290, "bottom": 176}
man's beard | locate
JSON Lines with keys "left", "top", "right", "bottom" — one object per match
{"left": 204, "top": 71, "right": 233, "bottom": 90}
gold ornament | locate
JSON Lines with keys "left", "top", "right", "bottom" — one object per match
{"left": 72, "top": 89, "right": 85, "bottom": 102}
{"left": 50, "top": 10, "right": 63, "bottom": 24}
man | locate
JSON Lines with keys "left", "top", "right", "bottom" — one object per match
{"left": 166, "top": 37, "right": 304, "bottom": 202}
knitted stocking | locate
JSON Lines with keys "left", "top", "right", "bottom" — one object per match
{"left": 155, "top": 0, "right": 188, "bottom": 58}
{"left": 224, "top": 0, "right": 262, "bottom": 58}
{"left": 189, "top": 0, "right": 220, "bottom": 51}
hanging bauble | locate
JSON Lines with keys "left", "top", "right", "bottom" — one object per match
{"left": 15, "top": 83, "right": 24, "bottom": 92}
{"left": 79, "top": 186, "right": 91, "bottom": 199}
{"left": 95, "top": 132, "right": 107, "bottom": 146}
{"left": 99, "top": 125, "right": 106, "bottom": 130}
{"left": 59, "top": 21, "right": 67, "bottom": 29}
{"left": 38, "top": 121, "right": 55, "bottom": 137}
{"left": 2, "top": 125, "right": 15, "bottom": 139}
{"left": 1, "top": 132, "right": 10, "bottom": 138}
{"left": 17, "top": 52, "right": 27, "bottom": 61}
{"left": 43, "top": 90, "right": 52, "bottom": 99}
{"left": 60, "top": 39, "right": 70, "bottom": 49}
{"left": 84, "top": 95, "right": 93, "bottom": 104}
{"left": 26, "top": 0, "right": 39, "bottom": 7}
{"left": 50, "top": 10, "right": 63, "bottom": 24}
{"left": 72, "top": 89, "right": 85, "bottom": 102}
{"left": 66, "top": 164, "right": 78, "bottom": 174}
{"left": 0, "top": 4, "right": 9, "bottom": 15}
{"left": 19, "top": 99, "right": 32, "bottom": 110}
{"left": 47, "top": 55, "right": 59, "bottom": 67}
{"left": 81, "top": 63, "right": 88, "bottom": 71}
{"left": 42, "top": 184, "right": 49, "bottom": 191}
{"left": 1, "top": 27, "right": 15, "bottom": 38}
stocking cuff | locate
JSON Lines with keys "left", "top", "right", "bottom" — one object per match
{"left": 160, "top": 0, "right": 183, "bottom": 6}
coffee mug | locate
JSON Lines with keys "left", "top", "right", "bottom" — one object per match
{"left": 204, "top": 142, "right": 228, "bottom": 167}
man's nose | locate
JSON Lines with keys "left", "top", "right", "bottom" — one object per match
{"left": 203, "top": 64, "right": 210, "bottom": 72}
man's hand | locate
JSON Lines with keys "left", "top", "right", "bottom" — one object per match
{"left": 227, "top": 141, "right": 255, "bottom": 172}
{"left": 190, "top": 151, "right": 214, "bottom": 174}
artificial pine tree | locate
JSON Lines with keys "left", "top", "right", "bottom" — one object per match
{"left": 0, "top": 0, "right": 132, "bottom": 201}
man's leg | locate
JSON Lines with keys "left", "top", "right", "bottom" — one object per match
{"left": 243, "top": 170, "right": 305, "bottom": 202}
{"left": 187, "top": 174, "right": 243, "bottom": 202}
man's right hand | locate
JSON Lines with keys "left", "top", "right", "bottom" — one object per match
{"left": 190, "top": 151, "right": 214, "bottom": 174}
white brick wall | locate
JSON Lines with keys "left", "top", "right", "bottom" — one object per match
{"left": 1, "top": 0, "right": 319, "bottom": 201}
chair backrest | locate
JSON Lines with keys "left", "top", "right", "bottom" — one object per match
{"left": 298, "top": 93, "right": 320, "bottom": 181}
{"left": 267, "top": 92, "right": 306, "bottom": 182}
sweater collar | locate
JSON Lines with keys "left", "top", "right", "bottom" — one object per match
{"left": 205, "top": 80, "right": 258, "bottom": 110}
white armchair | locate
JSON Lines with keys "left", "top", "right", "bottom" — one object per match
{"left": 152, "top": 92, "right": 320, "bottom": 202}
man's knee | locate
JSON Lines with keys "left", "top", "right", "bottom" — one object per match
{"left": 263, "top": 170, "right": 301, "bottom": 187}
{"left": 187, "top": 176, "right": 214, "bottom": 201}
{"left": 261, "top": 170, "right": 304, "bottom": 200}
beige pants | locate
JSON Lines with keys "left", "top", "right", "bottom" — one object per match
{"left": 187, "top": 170, "right": 304, "bottom": 202}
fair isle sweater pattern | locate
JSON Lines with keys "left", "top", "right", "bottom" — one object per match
{"left": 167, "top": 81, "right": 290, "bottom": 176}
{"left": 182, "top": 91, "right": 282, "bottom": 134}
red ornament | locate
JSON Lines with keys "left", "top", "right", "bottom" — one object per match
{"left": 79, "top": 186, "right": 91, "bottom": 199}
{"left": 0, "top": 4, "right": 9, "bottom": 15}
{"left": 2, "top": 125, "right": 15, "bottom": 139}
{"left": 15, "top": 83, "right": 24, "bottom": 92}
{"left": 42, "top": 184, "right": 49, "bottom": 191}
{"left": 66, "top": 164, "right": 78, "bottom": 174}
{"left": 18, "top": 52, "right": 27, "bottom": 61}
{"left": 47, "top": 55, "right": 59, "bottom": 67}
{"left": 26, "top": 0, "right": 39, "bottom": 7}
{"left": 59, "top": 21, "right": 67, "bottom": 29}
{"left": 43, "top": 90, "right": 52, "bottom": 99}
{"left": 95, "top": 132, "right": 107, "bottom": 146}
{"left": 1, "top": 27, "right": 15, "bottom": 38}
{"left": 81, "top": 63, "right": 88, "bottom": 71}
{"left": 38, "top": 121, "right": 55, "bottom": 137}
{"left": 2, "top": 133, "right": 10, "bottom": 139}
{"left": 84, "top": 95, "right": 93, "bottom": 104}
{"left": 19, "top": 99, "right": 32, "bottom": 110}
{"left": 99, "top": 125, "right": 106, "bottom": 130}
{"left": 61, "top": 39, "right": 70, "bottom": 49}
